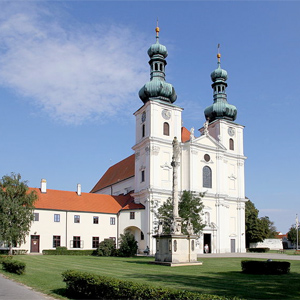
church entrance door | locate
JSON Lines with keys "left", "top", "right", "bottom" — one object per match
{"left": 203, "top": 234, "right": 211, "bottom": 253}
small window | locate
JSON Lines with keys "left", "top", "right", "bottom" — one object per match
{"left": 93, "top": 216, "right": 99, "bottom": 224}
{"left": 34, "top": 213, "right": 39, "bottom": 221}
{"left": 74, "top": 215, "right": 80, "bottom": 223}
{"left": 141, "top": 231, "right": 144, "bottom": 240}
{"left": 163, "top": 122, "right": 169, "bottom": 136}
{"left": 160, "top": 64, "right": 163, "bottom": 71}
{"left": 204, "top": 154, "right": 210, "bottom": 162}
{"left": 110, "top": 217, "right": 115, "bottom": 225}
{"left": 53, "top": 236, "right": 61, "bottom": 248}
{"left": 203, "top": 166, "right": 212, "bottom": 188}
{"left": 92, "top": 237, "right": 99, "bottom": 248}
{"left": 155, "top": 63, "right": 158, "bottom": 71}
{"left": 130, "top": 212, "right": 135, "bottom": 219}
{"left": 142, "top": 124, "right": 145, "bottom": 138}
{"left": 54, "top": 214, "right": 60, "bottom": 222}
{"left": 229, "top": 138, "right": 234, "bottom": 150}
{"left": 141, "top": 170, "right": 145, "bottom": 182}
{"left": 73, "top": 236, "right": 81, "bottom": 248}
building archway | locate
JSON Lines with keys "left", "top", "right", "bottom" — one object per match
{"left": 123, "top": 226, "right": 146, "bottom": 254}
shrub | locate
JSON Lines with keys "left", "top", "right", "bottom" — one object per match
{"left": 241, "top": 260, "right": 290, "bottom": 275}
{"left": 95, "top": 239, "right": 116, "bottom": 256}
{"left": 247, "top": 248, "right": 270, "bottom": 253}
{"left": 42, "top": 249, "right": 95, "bottom": 256}
{"left": 118, "top": 232, "right": 138, "bottom": 257}
{"left": 2, "top": 260, "right": 26, "bottom": 275}
{"left": 62, "top": 270, "right": 243, "bottom": 300}
{"left": 0, "top": 249, "right": 27, "bottom": 255}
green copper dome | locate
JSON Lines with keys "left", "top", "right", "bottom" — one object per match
{"left": 139, "top": 27, "right": 177, "bottom": 104}
{"left": 204, "top": 52, "right": 237, "bottom": 122}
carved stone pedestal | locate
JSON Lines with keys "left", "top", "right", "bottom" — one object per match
{"left": 153, "top": 234, "right": 202, "bottom": 266}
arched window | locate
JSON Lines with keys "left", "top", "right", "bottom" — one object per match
{"left": 142, "top": 124, "right": 145, "bottom": 138}
{"left": 229, "top": 138, "right": 234, "bottom": 150}
{"left": 203, "top": 166, "right": 212, "bottom": 188}
{"left": 163, "top": 122, "right": 169, "bottom": 136}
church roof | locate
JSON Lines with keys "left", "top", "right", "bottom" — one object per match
{"left": 90, "top": 154, "right": 135, "bottom": 193}
{"left": 91, "top": 128, "right": 191, "bottom": 193}
{"left": 31, "top": 187, "right": 144, "bottom": 213}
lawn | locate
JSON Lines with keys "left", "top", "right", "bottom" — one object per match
{"left": 1, "top": 255, "right": 300, "bottom": 299}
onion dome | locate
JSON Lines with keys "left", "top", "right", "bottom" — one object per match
{"left": 204, "top": 49, "right": 237, "bottom": 123}
{"left": 139, "top": 26, "right": 177, "bottom": 104}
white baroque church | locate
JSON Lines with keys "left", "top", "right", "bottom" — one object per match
{"left": 9, "top": 27, "right": 247, "bottom": 254}
{"left": 91, "top": 27, "right": 247, "bottom": 254}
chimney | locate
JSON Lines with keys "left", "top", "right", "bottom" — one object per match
{"left": 41, "top": 179, "right": 47, "bottom": 193}
{"left": 77, "top": 183, "right": 81, "bottom": 196}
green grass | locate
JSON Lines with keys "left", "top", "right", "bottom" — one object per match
{"left": 1, "top": 255, "right": 300, "bottom": 299}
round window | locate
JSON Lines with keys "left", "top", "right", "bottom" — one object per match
{"left": 204, "top": 154, "right": 210, "bottom": 162}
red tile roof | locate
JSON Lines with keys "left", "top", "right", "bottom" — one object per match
{"left": 90, "top": 154, "right": 135, "bottom": 193}
{"left": 30, "top": 188, "right": 144, "bottom": 214}
{"left": 181, "top": 127, "right": 190, "bottom": 142}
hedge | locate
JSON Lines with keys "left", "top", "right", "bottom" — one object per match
{"left": 241, "top": 260, "right": 290, "bottom": 275}
{"left": 0, "top": 249, "right": 28, "bottom": 255}
{"left": 2, "top": 260, "right": 26, "bottom": 275}
{"left": 62, "top": 270, "right": 244, "bottom": 300}
{"left": 43, "top": 248, "right": 95, "bottom": 256}
{"left": 247, "top": 248, "right": 270, "bottom": 253}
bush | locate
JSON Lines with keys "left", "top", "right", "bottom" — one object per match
{"left": 241, "top": 260, "right": 290, "bottom": 275}
{"left": 62, "top": 270, "right": 243, "bottom": 300}
{"left": 43, "top": 249, "right": 95, "bottom": 256}
{"left": 95, "top": 239, "right": 116, "bottom": 256}
{"left": 118, "top": 232, "right": 138, "bottom": 257}
{"left": 247, "top": 248, "right": 270, "bottom": 253}
{"left": 2, "top": 260, "right": 26, "bottom": 275}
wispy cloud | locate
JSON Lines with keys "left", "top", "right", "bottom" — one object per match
{"left": 0, "top": 3, "right": 148, "bottom": 124}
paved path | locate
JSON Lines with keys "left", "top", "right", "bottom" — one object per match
{"left": 198, "top": 252, "right": 300, "bottom": 260}
{"left": 0, "top": 274, "right": 54, "bottom": 300}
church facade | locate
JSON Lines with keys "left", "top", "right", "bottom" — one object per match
{"left": 91, "top": 27, "right": 247, "bottom": 254}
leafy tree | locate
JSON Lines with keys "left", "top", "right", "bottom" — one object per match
{"left": 118, "top": 232, "right": 138, "bottom": 257}
{"left": 260, "top": 216, "right": 277, "bottom": 238}
{"left": 245, "top": 199, "right": 277, "bottom": 248}
{"left": 0, "top": 173, "right": 37, "bottom": 255}
{"left": 287, "top": 225, "right": 299, "bottom": 246}
{"left": 156, "top": 191, "right": 205, "bottom": 236}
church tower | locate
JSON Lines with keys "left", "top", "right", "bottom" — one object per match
{"left": 132, "top": 26, "right": 182, "bottom": 251}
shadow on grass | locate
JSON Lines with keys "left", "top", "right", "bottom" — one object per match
{"left": 128, "top": 271, "right": 300, "bottom": 299}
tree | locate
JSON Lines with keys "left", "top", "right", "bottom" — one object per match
{"left": 155, "top": 190, "right": 205, "bottom": 236}
{"left": 0, "top": 173, "right": 37, "bottom": 255}
{"left": 118, "top": 232, "right": 138, "bottom": 257}
{"left": 245, "top": 199, "right": 277, "bottom": 248}
{"left": 287, "top": 225, "right": 299, "bottom": 246}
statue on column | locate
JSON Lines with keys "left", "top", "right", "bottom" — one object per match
{"left": 171, "top": 137, "right": 182, "bottom": 235}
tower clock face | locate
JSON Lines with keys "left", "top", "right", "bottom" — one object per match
{"left": 228, "top": 127, "right": 235, "bottom": 136}
{"left": 162, "top": 109, "right": 171, "bottom": 120}
{"left": 142, "top": 111, "right": 146, "bottom": 123}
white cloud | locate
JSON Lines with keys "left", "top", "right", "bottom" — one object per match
{"left": 0, "top": 2, "right": 149, "bottom": 124}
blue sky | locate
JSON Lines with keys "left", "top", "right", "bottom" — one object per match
{"left": 0, "top": 1, "right": 299, "bottom": 233}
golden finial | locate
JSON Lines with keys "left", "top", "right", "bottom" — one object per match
{"left": 156, "top": 18, "right": 160, "bottom": 37}
{"left": 217, "top": 44, "right": 221, "bottom": 63}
